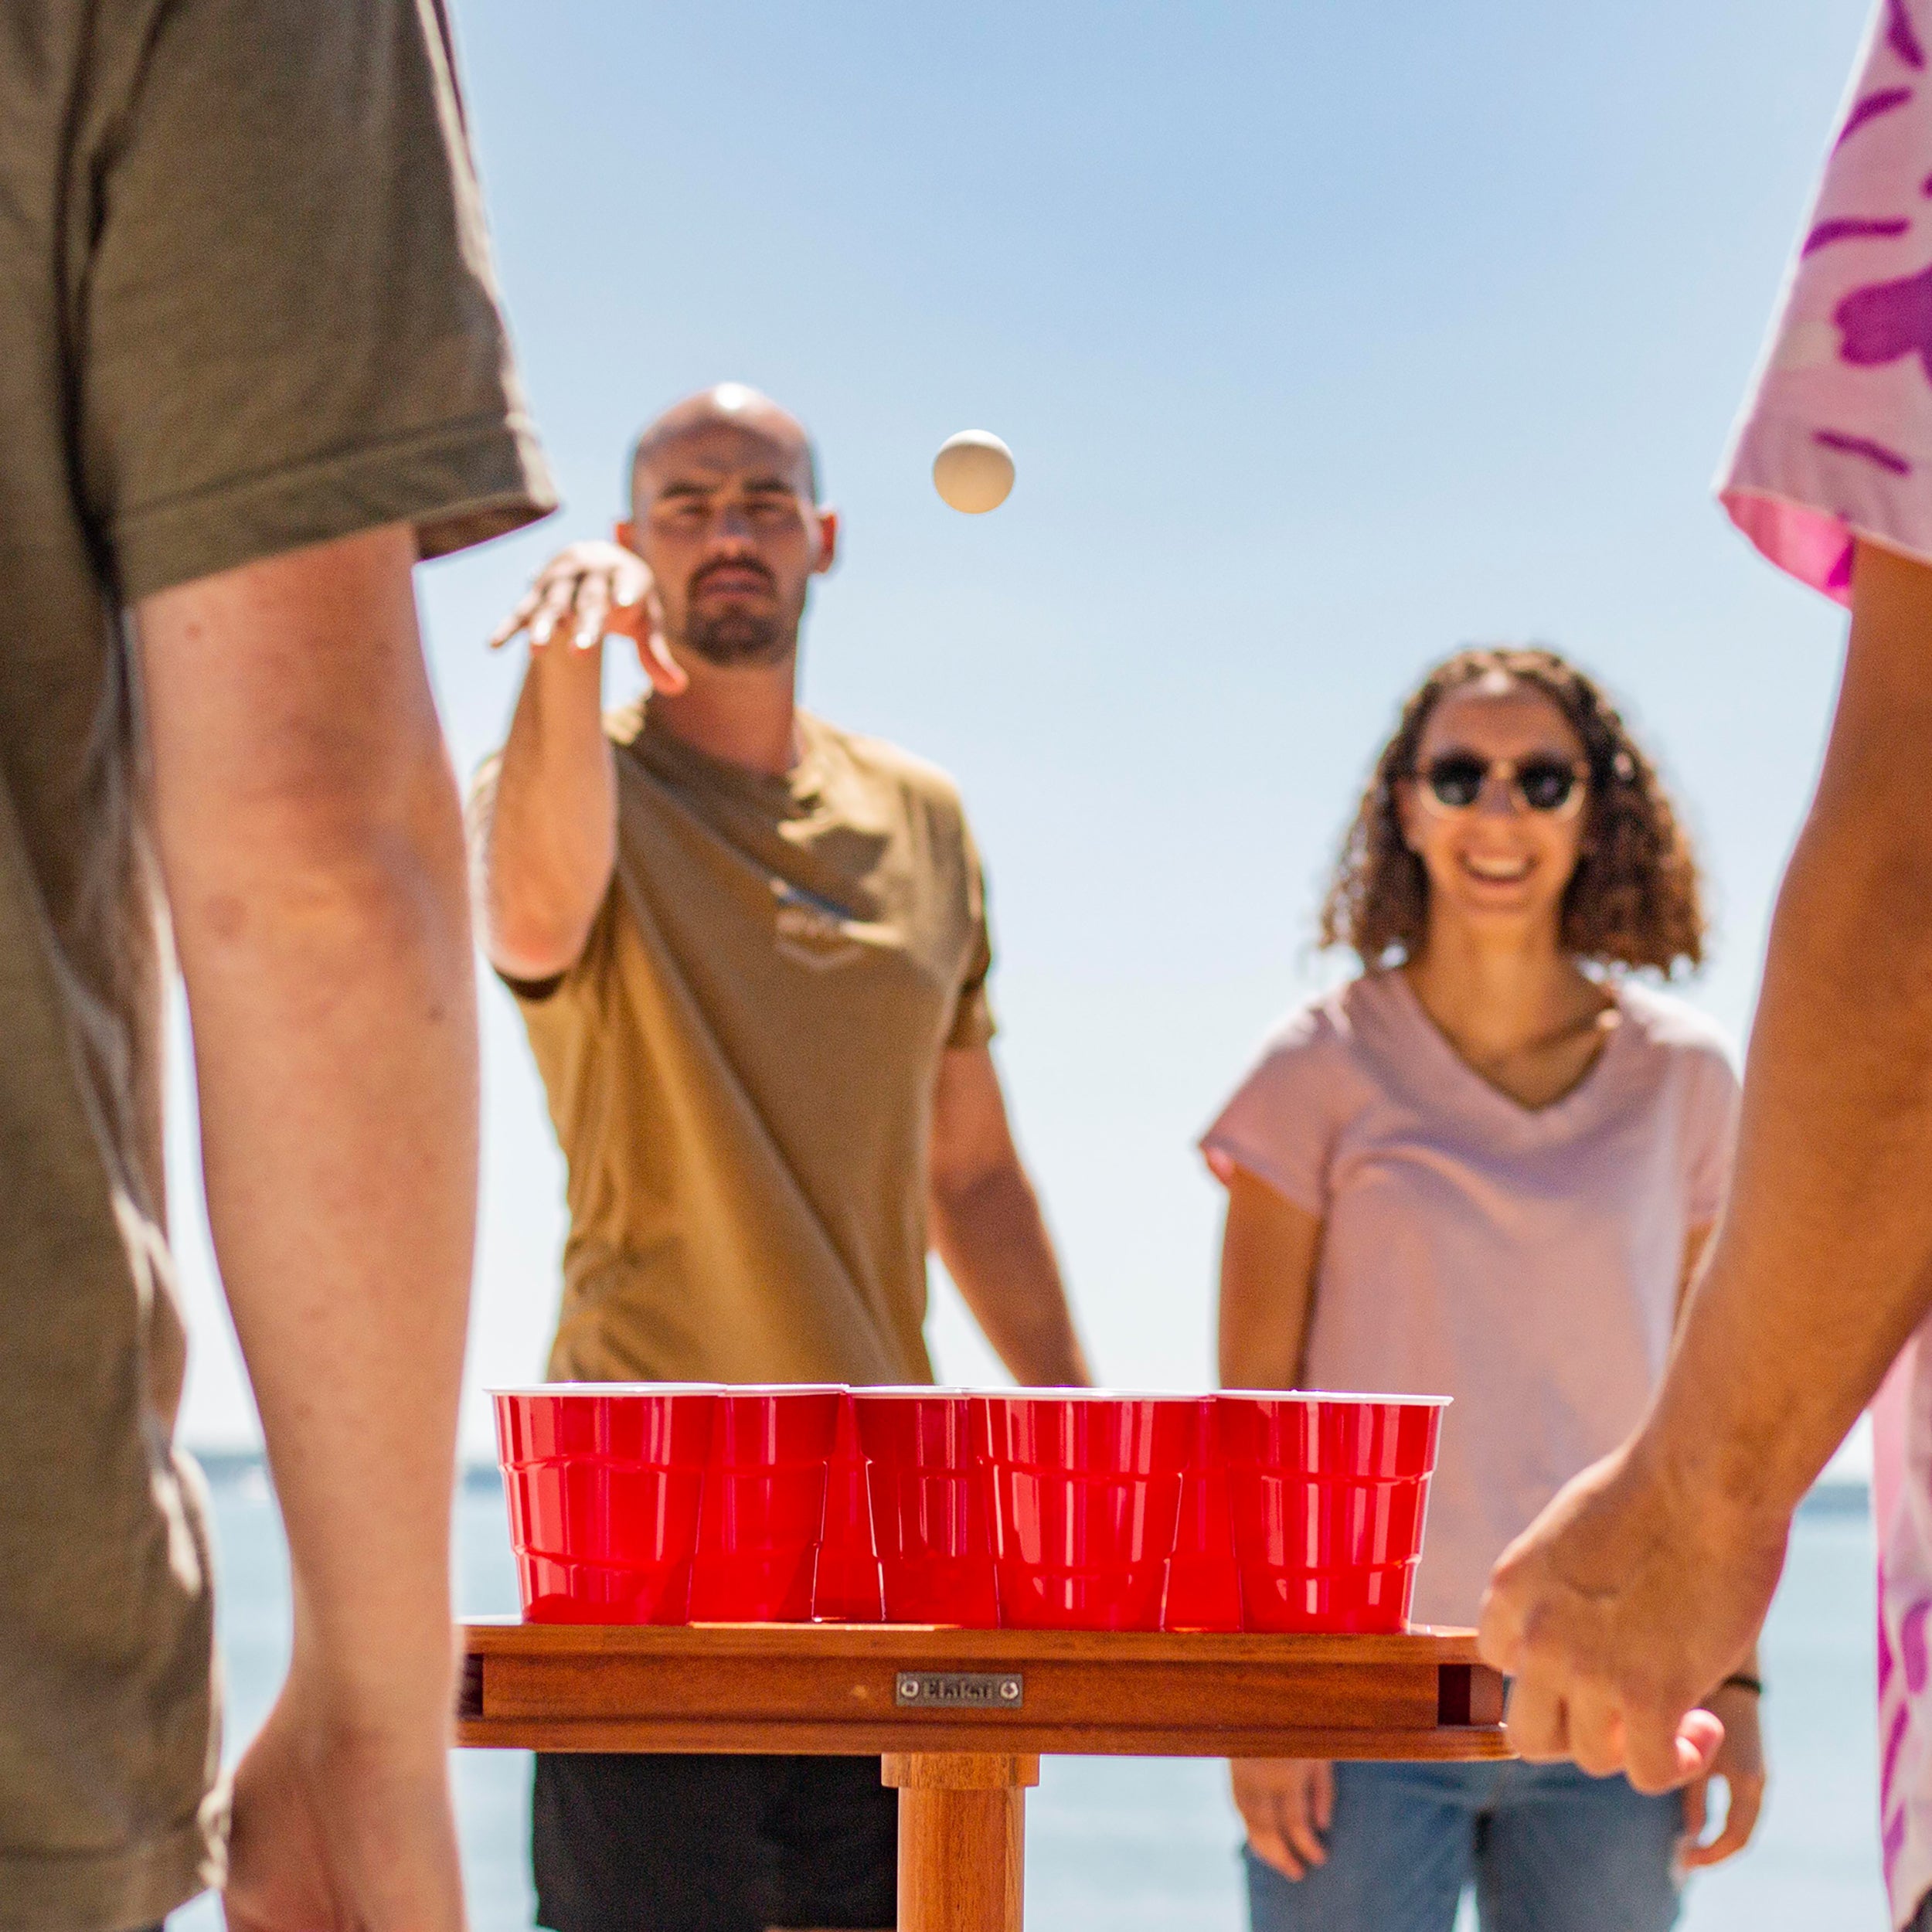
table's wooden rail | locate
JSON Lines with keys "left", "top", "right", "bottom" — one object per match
{"left": 457, "top": 1619, "right": 1510, "bottom": 1761}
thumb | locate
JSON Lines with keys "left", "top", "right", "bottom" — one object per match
{"left": 1675, "top": 1709, "right": 1725, "bottom": 1784}
{"left": 637, "top": 624, "right": 689, "bottom": 697}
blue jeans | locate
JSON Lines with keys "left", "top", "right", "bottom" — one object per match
{"left": 1244, "top": 1760, "right": 1683, "bottom": 1932}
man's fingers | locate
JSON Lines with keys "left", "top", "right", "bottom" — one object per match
{"left": 1679, "top": 1773, "right": 1709, "bottom": 1848}
{"left": 1250, "top": 1804, "right": 1308, "bottom": 1883}
{"left": 528, "top": 573, "right": 583, "bottom": 648}
{"left": 1682, "top": 1772, "right": 1765, "bottom": 1869}
{"left": 488, "top": 588, "right": 544, "bottom": 651}
{"left": 573, "top": 572, "right": 611, "bottom": 651}
{"left": 1281, "top": 1789, "right": 1328, "bottom": 1874}
{"left": 638, "top": 621, "right": 690, "bottom": 696}
{"left": 1566, "top": 1689, "right": 1629, "bottom": 1781}
{"left": 1312, "top": 1760, "right": 1335, "bottom": 1832}
{"left": 1476, "top": 1567, "right": 1529, "bottom": 1677}
{"left": 1502, "top": 1675, "right": 1571, "bottom": 1763}
{"left": 1672, "top": 1709, "right": 1726, "bottom": 1788}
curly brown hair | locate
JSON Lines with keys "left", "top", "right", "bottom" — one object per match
{"left": 1319, "top": 646, "right": 1706, "bottom": 975}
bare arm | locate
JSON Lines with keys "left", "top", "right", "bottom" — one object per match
{"left": 138, "top": 524, "right": 474, "bottom": 1931}
{"left": 1216, "top": 1167, "right": 1324, "bottom": 1390}
{"left": 1482, "top": 539, "right": 1932, "bottom": 1794}
{"left": 1675, "top": 1222, "right": 1714, "bottom": 1325}
{"left": 473, "top": 541, "right": 685, "bottom": 981}
{"left": 1216, "top": 1167, "right": 1330, "bottom": 1879}
{"left": 927, "top": 1046, "right": 1089, "bottom": 1386}
{"left": 473, "top": 617, "right": 616, "bottom": 982}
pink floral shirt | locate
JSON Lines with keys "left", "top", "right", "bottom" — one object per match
{"left": 1718, "top": 5, "right": 1932, "bottom": 1920}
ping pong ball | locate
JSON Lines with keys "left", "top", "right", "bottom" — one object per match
{"left": 933, "top": 431, "right": 1015, "bottom": 513}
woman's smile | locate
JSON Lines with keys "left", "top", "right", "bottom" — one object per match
{"left": 1459, "top": 850, "right": 1535, "bottom": 884}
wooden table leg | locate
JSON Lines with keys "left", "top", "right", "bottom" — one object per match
{"left": 882, "top": 1753, "right": 1039, "bottom": 1932}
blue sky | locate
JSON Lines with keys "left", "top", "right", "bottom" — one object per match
{"left": 172, "top": 0, "right": 1873, "bottom": 1453}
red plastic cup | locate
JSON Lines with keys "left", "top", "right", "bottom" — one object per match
{"left": 853, "top": 1389, "right": 998, "bottom": 1627}
{"left": 973, "top": 1391, "right": 1196, "bottom": 1631}
{"left": 690, "top": 1386, "right": 845, "bottom": 1622}
{"left": 1215, "top": 1392, "right": 1448, "bottom": 1634}
{"left": 493, "top": 1384, "right": 719, "bottom": 1624}
{"left": 811, "top": 1393, "right": 885, "bottom": 1624}
{"left": 1163, "top": 1396, "right": 1242, "bottom": 1632}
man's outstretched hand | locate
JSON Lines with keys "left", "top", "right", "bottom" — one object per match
{"left": 488, "top": 538, "right": 686, "bottom": 695}
{"left": 223, "top": 1668, "right": 466, "bottom": 1932}
{"left": 1478, "top": 1434, "right": 1788, "bottom": 1795}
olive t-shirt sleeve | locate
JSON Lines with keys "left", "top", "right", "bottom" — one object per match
{"left": 83, "top": 0, "right": 554, "bottom": 601}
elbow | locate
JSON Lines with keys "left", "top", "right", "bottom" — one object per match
{"left": 172, "top": 771, "right": 471, "bottom": 979}
{"left": 168, "top": 738, "right": 471, "bottom": 966}
{"left": 482, "top": 899, "right": 597, "bottom": 984}
{"left": 929, "top": 1156, "right": 1019, "bottom": 1230}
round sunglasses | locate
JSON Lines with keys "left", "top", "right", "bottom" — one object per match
{"left": 1413, "top": 753, "right": 1590, "bottom": 819}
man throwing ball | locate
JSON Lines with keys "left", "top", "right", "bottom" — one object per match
{"left": 472, "top": 383, "right": 1090, "bottom": 1932}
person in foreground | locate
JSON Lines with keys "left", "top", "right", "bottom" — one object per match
{"left": 1479, "top": 5, "right": 1932, "bottom": 1926}
{"left": 473, "top": 383, "right": 1090, "bottom": 1932}
{"left": 1204, "top": 648, "right": 1762, "bottom": 1930}
{"left": 0, "top": 4, "right": 553, "bottom": 1930}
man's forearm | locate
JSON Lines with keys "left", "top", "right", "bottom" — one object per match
{"left": 478, "top": 635, "right": 615, "bottom": 978}
{"left": 1645, "top": 541, "right": 1932, "bottom": 1519}
{"left": 140, "top": 528, "right": 476, "bottom": 1728}
{"left": 931, "top": 1168, "right": 1090, "bottom": 1386}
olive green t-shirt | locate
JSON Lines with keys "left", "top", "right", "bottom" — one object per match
{"left": 0, "top": 5, "right": 553, "bottom": 1927}
{"left": 488, "top": 703, "right": 994, "bottom": 1388}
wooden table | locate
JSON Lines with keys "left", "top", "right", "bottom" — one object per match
{"left": 458, "top": 1620, "right": 1509, "bottom": 1932}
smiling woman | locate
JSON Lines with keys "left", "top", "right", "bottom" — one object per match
{"left": 1201, "top": 646, "right": 1755, "bottom": 1932}
{"left": 1322, "top": 647, "right": 1704, "bottom": 985}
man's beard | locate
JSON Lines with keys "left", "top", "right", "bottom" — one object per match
{"left": 679, "top": 604, "right": 798, "bottom": 668}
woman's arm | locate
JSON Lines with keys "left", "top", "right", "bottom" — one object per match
{"left": 1216, "top": 1166, "right": 1332, "bottom": 1879}
{"left": 1216, "top": 1167, "right": 1325, "bottom": 1389}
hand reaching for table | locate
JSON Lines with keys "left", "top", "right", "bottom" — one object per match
{"left": 1230, "top": 1757, "right": 1333, "bottom": 1881}
{"left": 1478, "top": 1435, "right": 1788, "bottom": 1796}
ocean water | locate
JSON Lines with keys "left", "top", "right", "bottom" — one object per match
{"left": 172, "top": 1473, "right": 1885, "bottom": 1931}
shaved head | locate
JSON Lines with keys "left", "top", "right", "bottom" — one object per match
{"left": 628, "top": 383, "right": 820, "bottom": 512}
{"left": 618, "top": 384, "right": 836, "bottom": 672}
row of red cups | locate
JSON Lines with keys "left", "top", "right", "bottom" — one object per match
{"left": 494, "top": 1386, "right": 1447, "bottom": 1633}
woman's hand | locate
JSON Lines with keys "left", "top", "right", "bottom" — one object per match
{"left": 1230, "top": 1758, "right": 1334, "bottom": 1880}
{"left": 1679, "top": 1683, "right": 1767, "bottom": 1868}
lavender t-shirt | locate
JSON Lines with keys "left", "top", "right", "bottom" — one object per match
{"left": 1202, "top": 971, "right": 1739, "bottom": 1630}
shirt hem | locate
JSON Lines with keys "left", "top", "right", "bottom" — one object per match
{"left": 1717, "top": 410, "right": 1932, "bottom": 607}
{"left": 0, "top": 1808, "right": 222, "bottom": 1932}
{"left": 111, "top": 412, "right": 557, "bottom": 603}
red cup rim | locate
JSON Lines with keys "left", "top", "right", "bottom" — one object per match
{"left": 1216, "top": 1389, "right": 1451, "bottom": 1408}
{"left": 968, "top": 1388, "right": 1206, "bottom": 1403}
{"left": 850, "top": 1386, "right": 964, "bottom": 1400}
{"left": 711, "top": 1383, "right": 848, "bottom": 1396}
{"left": 491, "top": 1382, "right": 724, "bottom": 1396}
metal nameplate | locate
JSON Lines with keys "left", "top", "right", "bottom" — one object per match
{"left": 894, "top": 1670, "right": 1024, "bottom": 1710}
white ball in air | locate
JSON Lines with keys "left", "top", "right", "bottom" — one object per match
{"left": 932, "top": 431, "right": 1015, "bottom": 514}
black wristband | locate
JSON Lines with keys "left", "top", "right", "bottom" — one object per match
{"left": 1720, "top": 1672, "right": 1764, "bottom": 1696}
